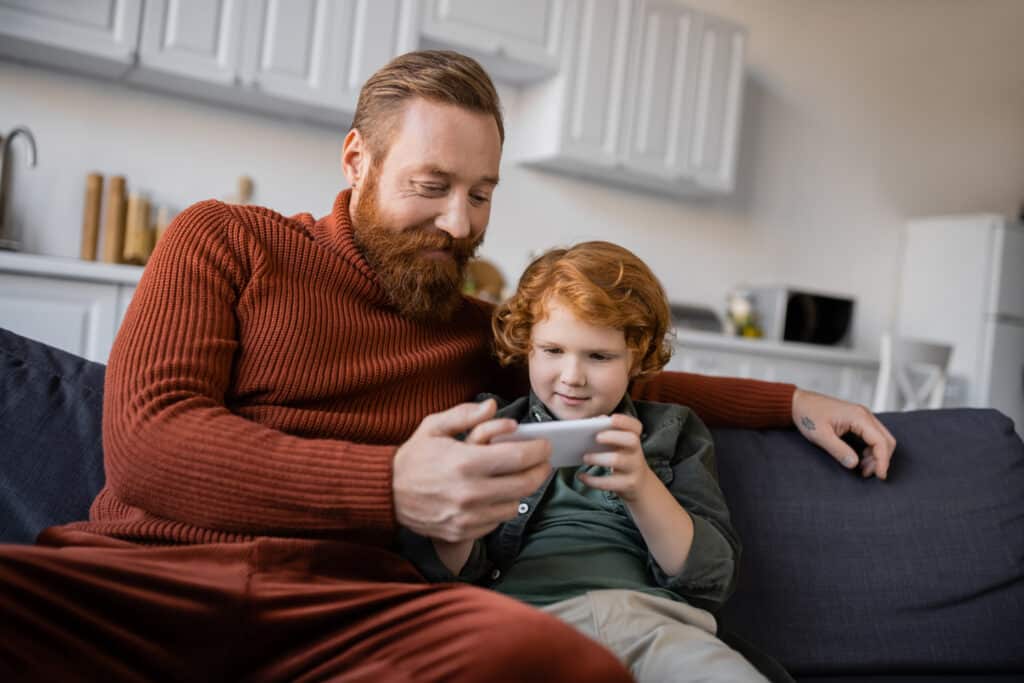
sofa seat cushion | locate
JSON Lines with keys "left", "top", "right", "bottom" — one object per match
{"left": 713, "top": 409, "right": 1024, "bottom": 676}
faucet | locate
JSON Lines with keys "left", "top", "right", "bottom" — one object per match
{"left": 0, "top": 126, "right": 38, "bottom": 251}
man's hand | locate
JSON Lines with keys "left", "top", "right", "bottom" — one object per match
{"left": 792, "top": 388, "right": 897, "bottom": 479}
{"left": 393, "top": 399, "right": 552, "bottom": 542}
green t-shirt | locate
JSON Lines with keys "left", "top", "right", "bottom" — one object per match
{"left": 492, "top": 466, "right": 679, "bottom": 607}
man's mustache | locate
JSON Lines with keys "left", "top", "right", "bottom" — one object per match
{"left": 396, "top": 224, "right": 482, "bottom": 259}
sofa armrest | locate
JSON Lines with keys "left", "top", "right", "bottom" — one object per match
{"left": 713, "top": 409, "right": 1024, "bottom": 675}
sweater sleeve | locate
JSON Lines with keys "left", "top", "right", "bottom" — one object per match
{"left": 102, "top": 201, "right": 397, "bottom": 538}
{"left": 631, "top": 371, "right": 795, "bottom": 429}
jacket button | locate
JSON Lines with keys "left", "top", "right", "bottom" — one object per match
{"left": 491, "top": 568, "right": 501, "bottom": 580}
{"left": 517, "top": 502, "right": 529, "bottom": 514}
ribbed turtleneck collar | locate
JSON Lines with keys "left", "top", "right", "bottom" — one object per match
{"left": 313, "top": 188, "right": 389, "bottom": 305}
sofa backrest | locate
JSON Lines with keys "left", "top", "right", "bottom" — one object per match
{"left": 3, "top": 326, "right": 1022, "bottom": 675}
{"left": 714, "top": 409, "right": 1024, "bottom": 675}
{"left": 0, "top": 327, "right": 106, "bottom": 543}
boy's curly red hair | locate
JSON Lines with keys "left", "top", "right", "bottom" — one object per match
{"left": 492, "top": 241, "right": 673, "bottom": 380}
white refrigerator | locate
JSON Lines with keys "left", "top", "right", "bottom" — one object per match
{"left": 898, "top": 214, "right": 1024, "bottom": 433}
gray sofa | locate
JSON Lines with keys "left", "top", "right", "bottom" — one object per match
{"left": 2, "top": 327, "right": 1023, "bottom": 681}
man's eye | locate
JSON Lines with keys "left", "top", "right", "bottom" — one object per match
{"left": 418, "top": 183, "right": 447, "bottom": 195}
{"left": 470, "top": 194, "right": 491, "bottom": 205}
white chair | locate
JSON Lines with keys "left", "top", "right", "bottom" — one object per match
{"left": 871, "top": 333, "right": 953, "bottom": 412}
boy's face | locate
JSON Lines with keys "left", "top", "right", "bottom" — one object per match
{"left": 528, "top": 298, "right": 634, "bottom": 421}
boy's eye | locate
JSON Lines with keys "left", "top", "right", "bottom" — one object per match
{"left": 543, "top": 347, "right": 562, "bottom": 355}
{"left": 590, "top": 353, "right": 610, "bottom": 361}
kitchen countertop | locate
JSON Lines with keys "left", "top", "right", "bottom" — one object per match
{"left": 674, "top": 329, "right": 878, "bottom": 367}
{"left": 0, "top": 252, "right": 880, "bottom": 368}
{"left": 0, "top": 251, "right": 144, "bottom": 285}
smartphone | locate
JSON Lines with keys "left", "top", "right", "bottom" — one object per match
{"left": 491, "top": 415, "right": 615, "bottom": 468}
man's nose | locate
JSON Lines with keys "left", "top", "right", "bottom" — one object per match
{"left": 435, "top": 196, "right": 472, "bottom": 239}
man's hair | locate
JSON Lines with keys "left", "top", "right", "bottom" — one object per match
{"left": 352, "top": 50, "right": 504, "bottom": 159}
{"left": 493, "top": 241, "right": 673, "bottom": 381}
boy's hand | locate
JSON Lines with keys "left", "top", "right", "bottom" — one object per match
{"left": 577, "top": 413, "right": 652, "bottom": 502}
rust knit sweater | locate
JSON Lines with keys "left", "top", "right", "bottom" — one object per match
{"left": 67, "top": 190, "right": 795, "bottom": 546}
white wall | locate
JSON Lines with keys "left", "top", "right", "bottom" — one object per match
{"left": 2, "top": 0, "right": 1023, "bottom": 353}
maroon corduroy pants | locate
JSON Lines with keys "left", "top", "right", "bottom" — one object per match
{"left": 0, "top": 528, "right": 633, "bottom": 682}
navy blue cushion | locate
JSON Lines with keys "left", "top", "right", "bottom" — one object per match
{"left": 0, "top": 328, "right": 106, "bottom": 543}
{"left": 714, "top": 409, "right": 1024, "bottom": 675}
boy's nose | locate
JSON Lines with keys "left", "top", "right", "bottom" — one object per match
{"left": 560, "top": 361, "right": 586, "bottom": 386}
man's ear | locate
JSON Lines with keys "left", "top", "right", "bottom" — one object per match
{"left": 341, "top": 128, "right": 369, "bottom": 189}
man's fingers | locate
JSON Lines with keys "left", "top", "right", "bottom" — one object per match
{"left": 465, "top": 418, "right": 518, "bottom": 445}
{"left": 846, "top": 415, "right": 896, "bottom": 480}
{"left": 420, "top": 399, "right": 496, "bottom": 437}
{"left": 818, "top": 431, "right": 860, "bottom": 469}
{"left": 861, "top": 454, "right": 877, "bottom": 478}
{"left": 461, "top": 463, "right": 552, "bottom": 505}
{"left": 462, "top": 439, "right": 552, "bottom": 477}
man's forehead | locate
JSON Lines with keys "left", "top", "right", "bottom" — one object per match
{"left": 380, "top": 99, "right": 502, "bottom": 182}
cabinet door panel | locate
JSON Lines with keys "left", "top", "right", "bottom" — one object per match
{"left": 0, "top": 274, "right": 118, "bottom": 363}
{"left": 669, "top": 348, "right": 753, "bottom": 378}
{"left": 421, "top": 0, "right": 562, "bottom": 81}
{"left": 243, "top": 0, "right": 415, "bottom": 111}
{"left": 690, "top": 17, "right": 744, "bottom": 191}
{"left": 760, "top": 359, "right": 843, "bottom": 398}
{"left": 138, "top": 0, "right": 245, "bottom": 84}
{"left": 0, "top": 0, "right": 141, "bottom": 75}
{"left": 560, "top": 0, "right": 633, "bottom": 165}
{"left": 623, "top": 2, "right": 700, "bottom": 181}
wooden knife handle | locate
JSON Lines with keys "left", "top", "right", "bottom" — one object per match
{"left": 101, "top": 175, "right": 127, "bottom": 264}
{"left": 80, "top": 173, "right": 103, "bottom": 261}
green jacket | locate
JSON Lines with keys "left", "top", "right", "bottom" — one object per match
{"left": 399, "top": 392, "right": 741, "bottom": 611}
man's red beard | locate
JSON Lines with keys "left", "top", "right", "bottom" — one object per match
{"left": 351, "top": 167, "right": 484, "bottom": 322}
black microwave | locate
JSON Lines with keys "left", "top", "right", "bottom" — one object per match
{"left": 749, "top": 287, "right": 855, "bottom": 346}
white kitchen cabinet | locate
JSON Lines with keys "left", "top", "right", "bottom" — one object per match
{"left": 621, "top": 2, "right": 702, "bottom": 184}
{"left": 668, "top": 330, "right": 879, "bottom": 406}
{"left": 0, "top": 253, "right": 142, "bottom": 363}
{"left": 511, "top": 0, "right": 746, "bottom": 198}
{"left": 239, "top": 0, "right": 418, "bottom": 112}
{"left": 899, "top": 215, "right": 1024, "bottom": 433}
{"left": 687, "top": 14, "right": 745, "bottom": 192}
{"left": 418, "top": 0, "right": 563, "bottom": 83}
{"left": 0, "top": 0, "right": 142, "bottom": 78}
{"left": 131, "top": 0, "right": 419, "bottom": 127}
{"left": 136, "top": 0, "right": 246, "bottom": 85}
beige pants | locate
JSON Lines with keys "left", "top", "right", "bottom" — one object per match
{"left": 543, "top": 590, "right": 768, "bottom": 683}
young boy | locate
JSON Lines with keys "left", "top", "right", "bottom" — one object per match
{"left": 401, "top": 241, "right": 767, "bottom": 682}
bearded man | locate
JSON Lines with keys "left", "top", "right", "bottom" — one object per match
{"left": 0, "top": 50, "right": 894, "bottom": 681}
